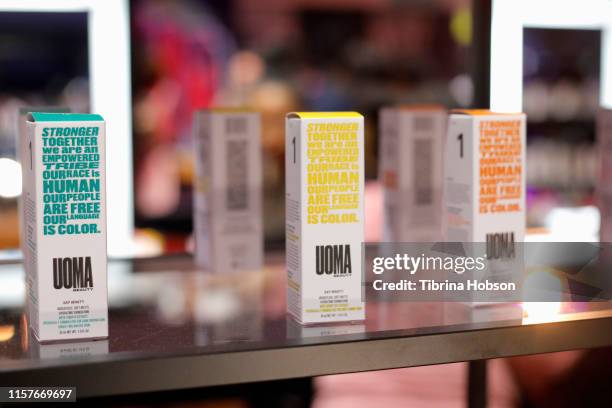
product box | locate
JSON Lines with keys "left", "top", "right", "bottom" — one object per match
{"left": 193, "top": 109, "right": 263, "bottom": 273}
{"left": 285, "top": 112, "right": 365, "bottom": 324}
{"left": 444, "top": 110, "right": 526, "bottom": 244}
{"left": 22, "top": 112, "right": 108, "bottom": 342}
{"left": 444, "top": 110, "right": 526, "bottom": 305}
{"left": 379, "top": 105, "right": 446, "bottom": 242}
{"left": 597, "top": 108, "right": 612, "bottom": 242}
{"left": 16, "top": 107, "right": 70, "bottom": 247}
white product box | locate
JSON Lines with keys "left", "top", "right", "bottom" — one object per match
{"left": 285, "top": 112, "right": 365, "bottom": 324}
{"left": 597, "top": 108, "right": 612, "bottom": 242}
{"left": 22, "top": 112, "right": 108, "bottom": 342}
{"left": 17, "top": 107, "right": 70, "bottom": 247}
{"left": 379, "top": 105, "right": 446, "bottom": 242}
{"left": 444, "top": 110, "right": 526, "bottom": 245}
{"left": 193, "top": 109, "right": 263, "bottom": 273}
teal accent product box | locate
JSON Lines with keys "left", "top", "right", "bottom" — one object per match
{"left": 21, "top": 112, "right": 108, "bottom": 342}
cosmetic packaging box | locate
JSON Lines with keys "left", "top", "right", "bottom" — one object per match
{"left": 444, "top": 110, "right": 526, "bottom": 245}
{"left": 285, "top": 112, "right": 365, "bottom": 324}
{"left": 22, "top": 112, "right": 107, "bottom": 342}
{"left": 444, "top": 110, "right": 526, "bottom": 305}
{"left": 193, "top": 109, "right": 264, "bottom": 273}
{"left": 379, "top": 105, "right": 446, "bottom": 242}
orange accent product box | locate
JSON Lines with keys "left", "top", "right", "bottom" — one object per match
{"left": 444, "top": 110, "right": 526, "bottom": 245}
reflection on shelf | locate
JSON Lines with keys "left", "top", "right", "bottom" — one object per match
{"left": 522, "top": 302, "right": 562, "bottom": 324}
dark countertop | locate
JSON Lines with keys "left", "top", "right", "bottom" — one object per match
{"left": 0, "top": 254, "right": 611, "bottom": 398}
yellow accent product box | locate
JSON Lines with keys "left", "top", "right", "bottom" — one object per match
{"left": 22, "top": 112, "right": 108, "bottom": 342}
{"left": 379, "top": 105, "right": 446, "bottom": 242}
{"left": 193, "top": 109, "right": 263, "bottom": 273}
{"left": 285, "top": 112, "right": 365, "bottom": 324}
{"left": 444, "top": 110, "right": 526, "bottom": 244}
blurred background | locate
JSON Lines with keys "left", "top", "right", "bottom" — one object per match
{"left": 129, "top": 0, "right": 473, "bottom": 252}
{"left": 0, "top": 10, "right": 90, "bottom": 250}
{"left": 0, "top": 2, "right": 611, "bottom": 408}
{"left": 0, "top": 0, "right": 606, "bottom": 254}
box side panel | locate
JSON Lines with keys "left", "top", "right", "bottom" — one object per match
{"left": 379, "top": 108, "right": 400, "bottom": 242}
{"left": 17, "top": 112, "right": 26, "bottom": 247}
{"left": 23, "top": 122, "right": 40, "bottom": 337}
{"left": 286, "top": 117, "right": 303, "bottom": 321}
{"left": 194, "top": 112, "right": 213, "bottom": 269}
{"left": 444, "top": 115, "right": 475, "bottom": 241}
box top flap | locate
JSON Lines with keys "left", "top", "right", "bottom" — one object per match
{"left": 287, "top": 112, "right": 362, "bottom": 119}
{"left": 451, "top": 109, "right": 522, "bottom": 116}
{"left": 28, "top": 112, "right": 103, "bottom": 122}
